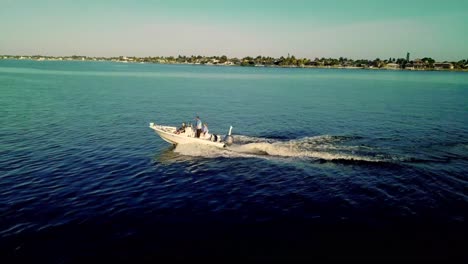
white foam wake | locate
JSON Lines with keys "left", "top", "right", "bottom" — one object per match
{"left": 172, "top": 135, "right": 393, "bottom": 163}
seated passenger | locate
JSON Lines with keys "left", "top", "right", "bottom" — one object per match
{"left": 175, "top": 122, "right": 186, "bottom": 134}
{"left": 202, "top": 123, "right": 209, "bottom": 135}
{"left": 201, "top": 123, "right": 209, "bottom": 139}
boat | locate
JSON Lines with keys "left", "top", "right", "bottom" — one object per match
{"left": 149, "top": 122, "right": 233, "bottom": 148}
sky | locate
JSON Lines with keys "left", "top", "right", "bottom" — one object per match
{"left": 1, "top": 0, "right": 467, "bottom": 60}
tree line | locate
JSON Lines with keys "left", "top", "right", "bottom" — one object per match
{"left": 2, "top": 54, "right": 467, "bottom": 69}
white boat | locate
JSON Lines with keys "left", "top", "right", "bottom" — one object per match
{"left": 149, "top": 122, "right": 233, "bottom": 148}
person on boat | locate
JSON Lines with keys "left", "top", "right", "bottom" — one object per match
{"left": 202, "top": 123, "right": 209, "bottom": 137}
{"left": 195, "top": 116, "right": 202, "bottom": 138}
{"left": 175, "top": 122, "right": 186, "bottom": 134}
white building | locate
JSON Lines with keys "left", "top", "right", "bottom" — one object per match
{"left": 434, "top": 62, "right": 454, "bottom": 70}
{"left": 385, "top": 63, "right": 400, "bottom": 70}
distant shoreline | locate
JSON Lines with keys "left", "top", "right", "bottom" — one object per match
{"left": 1, "top": 56, "right": 467, "bottom": 72}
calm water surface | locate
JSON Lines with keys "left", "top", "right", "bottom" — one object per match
{"left": 0, "top": 60, "right": 467, "bottom": 261}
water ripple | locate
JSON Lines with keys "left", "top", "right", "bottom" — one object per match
{"left": 1, "top": 60, "right": 467, "bottom": 259}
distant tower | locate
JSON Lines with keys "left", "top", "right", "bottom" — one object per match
{"left": 406, "top": 52, "right": 410, "bottom": 62}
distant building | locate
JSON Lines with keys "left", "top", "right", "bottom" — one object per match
{"left": 434, "top": 62, "right": 454, "bottom": 70}
{"left": 386, "top": 63, "right": 400, "bottom": 70}
{"left": 412, "top": 59, "right": 426, "bottom": 70}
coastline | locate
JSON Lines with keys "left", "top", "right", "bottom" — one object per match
{"left": 1, "top": 57, "right": 467, "bottom": 73}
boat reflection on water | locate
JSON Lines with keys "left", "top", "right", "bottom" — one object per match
{"left": 152, "top": 145, "right": 207, "bottom": 165}
{"left": 153, "top": 146, "right": 181, "bottom": 165}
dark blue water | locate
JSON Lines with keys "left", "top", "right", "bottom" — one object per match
{"left": 1, "top": 60, "right": 467, "bottom": 261}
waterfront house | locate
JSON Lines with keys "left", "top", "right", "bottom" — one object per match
{"left": 385, "top": 63, "right": 400, "bottom": 70}
{"left": 412, "top": 59, "right": 427, "bottom": 70}
{"left": 434, "top": 62, "right": 454, "bottom": 70}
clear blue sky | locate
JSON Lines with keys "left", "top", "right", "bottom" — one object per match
{"left": 1, "top": 0, "right": 467, "bottom": 60}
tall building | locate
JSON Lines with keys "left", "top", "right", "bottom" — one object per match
{"left": 406, "top": 52, "right": 410, "bottom": 62}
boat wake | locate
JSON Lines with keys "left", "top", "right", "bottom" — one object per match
{"left": 172, "top": 134, "right": 403, "bottom": 163}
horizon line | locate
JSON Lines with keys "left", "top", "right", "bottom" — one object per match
{"left": 2, "top": 54, "right": 466, "bottom": 62}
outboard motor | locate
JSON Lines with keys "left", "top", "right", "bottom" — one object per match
{"left": 223, "top": 126, "right": 234, "bottom": 146}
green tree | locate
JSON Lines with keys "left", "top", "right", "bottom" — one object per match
{"left": 219, "top": 55, "right": 227, "bottom": 63}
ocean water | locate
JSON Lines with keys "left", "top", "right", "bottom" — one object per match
{"left": 0, "top": 60, "right": 467, "bottom": 261}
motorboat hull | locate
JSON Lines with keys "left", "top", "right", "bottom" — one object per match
{"left": 149, "top": 123, "right": 226, "bottom": 148}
